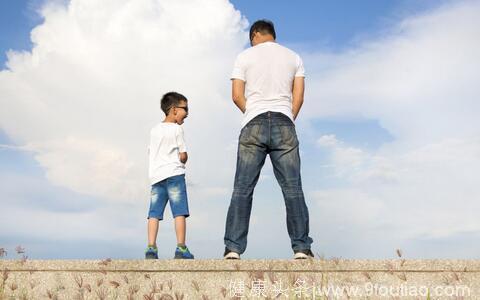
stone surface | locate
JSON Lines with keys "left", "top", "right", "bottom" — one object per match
{"left": 0, "top": 259, "right": 478, "bottom": 299}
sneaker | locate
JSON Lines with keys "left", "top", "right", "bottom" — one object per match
{"left": 223, "top": 247, "right": 240, "bottom": 260}
{"left": 294, "top": 249, "right": 314, "bottom": 259}
{"left": 174, "top": 245, "right": 194, "bottom": 259}
{"left": 145, "top": 246, "right": 158, "bottom": 259}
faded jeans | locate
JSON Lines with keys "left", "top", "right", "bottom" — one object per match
{"left": 224, "top": 111, "right": 313, "bottom": 254}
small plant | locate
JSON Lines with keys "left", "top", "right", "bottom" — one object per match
{"left": 396, "top": 249, "right": 402, "bottom": 258}
{"left": 1, "top": 269, "right": 8, "bottom": 288}
{"left": 15, "top": 246, "right": 25, "bottom": 255}
{"left": 143, "top": 293, "right": 154, "bottom": 300}
{"left": 234, "top": 263, "right": 241, "bottom": 271}
{"left": 150, "top": 280, "right": 162, "bottom": 294}
{"left": 98, "top": 258, "right": 112, "bottom": 266}
{"left": 128, "top": 284, "right": 140, "bottom": 297}
{"left": 451, "top": 270, "right": 461, "bottom": 282}
{"left": 46, "top": 289, "right": 57, "bottom": 300}
{"left": 331, "top": 257, "right": 340, "bottom": 266}
{"left": 95, "top": 287, "right": 108, "bottom": 300}
{"left": 29, "top": 280, "right": 37, "bottom": 289}
{"left": 267, "top": 271, "right": 277, "bottom": 284}
{"left": 73, "top": 274, "right": 83, "bottom": 288}
{"left": 315, "top": 252, "right": 325, "bottom": 260}
{"left": 191, "top": 280, "right": 200, "bottom": 292}
{"left": 397, "top": 272, "right": 407, "bottom": 281}
{"left": 9, "top": 282, "right": 18, "bottom": 292}
{"left": 96, "top": 278, "right": 104, "bottom": 287}
{"left": 220, "top": 286, "right": 227, "bottom": 298}
{"left": 385, "top": 261, "right": 395, "bottom": 275}
{"left": 362, "top": 272, "right": 371, "bottom": 280}
{"left": 158, "top": 294, "right": 174, "bottom": 300}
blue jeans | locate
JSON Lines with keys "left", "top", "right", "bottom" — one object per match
{"left": 148, "top": 174, "right": 189, "bottom": 220}
{"left": 224, "top": 111, "right": 313, "bottom": 254}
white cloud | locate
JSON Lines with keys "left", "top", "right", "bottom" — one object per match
{"left": 316, "top": 134, "right": 338, "bottom": 148}
{"left": 0, "top": 0, "right": 247, "bottom": 202}
{"left": 303, "top": 0, "right": 480, "bottom": 148}
{"left": 302, "top": 0, "right": 480, "bottom": 252}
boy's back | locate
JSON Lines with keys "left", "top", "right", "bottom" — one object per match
{"left": 148, "top": 122, "right": 187, "bottom": 185}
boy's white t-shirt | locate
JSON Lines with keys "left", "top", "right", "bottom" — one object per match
{"left": 148, "top": 122, "right": 187, "bottom": 185}
{"left": 231, "top": 41, "right": 305, "bottom": 128}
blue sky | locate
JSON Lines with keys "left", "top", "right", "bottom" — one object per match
{"left": 1, "top": 0, "right": 480, "bottom": 260}
{"left": 0, "top": 0, "right": 444, "bottom": 66}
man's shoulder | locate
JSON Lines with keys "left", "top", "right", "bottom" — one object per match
{"left": 243, "top": 42, "right": 300, "bottom": 58}
{"left": 236, "top": 46, "right": 254, "bottom": 59}
{"left": 274, "top": 43, "right": 300, "bottom": 58}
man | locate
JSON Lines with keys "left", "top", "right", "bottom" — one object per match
{"left": 224, "top": 20, "right": 314, "bottom": 259}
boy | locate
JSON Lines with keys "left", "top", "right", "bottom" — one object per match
{"left": 145, "top": 92, "right": 194, "bottom": 259}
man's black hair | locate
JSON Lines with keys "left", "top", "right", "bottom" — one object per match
{"left": 160, "top": 92, "right": 188, "bottom": 115}
{"left": 249, "top": 19, "right": 276, "bottom": 43}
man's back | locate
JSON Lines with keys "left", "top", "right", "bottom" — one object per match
{"left": 231, "top": 42, "right": 305, "bottom": 127}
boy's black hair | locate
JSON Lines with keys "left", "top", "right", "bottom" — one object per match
{"left": 249, "top": 19, "right": 276, "bottom": 43}
{"left": 160, "top": 92, "right": 188, "bottom": 115}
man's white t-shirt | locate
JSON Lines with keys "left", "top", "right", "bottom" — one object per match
{"left": 148, "top": 122, "right": 187, "bottom": 185}
{"left": 231, "top": 41, "right": 305, "bottom": 127}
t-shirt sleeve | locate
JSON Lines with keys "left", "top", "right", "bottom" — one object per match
{"left": 295, "top": 55, "right": 306, "bottom": 78}
{"left": 176, "top": 126, "right": 187, "bottom": 153}
{"left": 231, "top": 54, "right": 246, "bottom": 81}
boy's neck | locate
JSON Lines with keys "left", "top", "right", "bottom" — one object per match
{"left": 163, "top": 116, "right": 177, "bottom": 124}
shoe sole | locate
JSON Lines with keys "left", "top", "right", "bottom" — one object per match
{"left": 224, "top": 252, "right": 240, "bottom": 260}
{"left": 294, "top": 252, "right": 313, "bottom": 259}
{"left": 174, "top": 253, "right": 194, "bottom": 259}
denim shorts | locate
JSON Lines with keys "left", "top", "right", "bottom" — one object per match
{"left": 148, "top": 174, "right": 189, "bottom": 220}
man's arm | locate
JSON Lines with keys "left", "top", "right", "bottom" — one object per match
{"left": 232, "top": 79, "right": 246, "bottom": 113}
{"left": 292, "top": 76, "right": 305, "bottom": 120}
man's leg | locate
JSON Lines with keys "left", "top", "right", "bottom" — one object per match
{"left": 270, "top": 120, "right": 313, "bottom": 252}
{"left": 224, "top": 123, "right": 267, "bottom": 254}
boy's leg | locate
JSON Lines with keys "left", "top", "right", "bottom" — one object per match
{"left": 147, "top": 181, "right": 169, "bottom": 247}
{"left": 166, "top": 175, "right": 193, "bottom": 259}
{"left": 167, "top": 174, "right": 190, "bottom": 245}
{"left": 174, "top": 216, "right": 186, "bottom": 245}
{"left": 269, "top": 119, "right": 313, "bottom": 252}
{"left": 147, "top": 218, "right": 160, "bottom": 247}
{"left": 224, "top": 123, "right": 268, "bottom": 254}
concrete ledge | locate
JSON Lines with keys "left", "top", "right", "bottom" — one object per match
{"left": 1, "top": 259, "right": 478, "bottom": 299}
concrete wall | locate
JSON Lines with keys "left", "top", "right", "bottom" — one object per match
{"left": 1, "top": 259, "right": 478, "bottom": 299}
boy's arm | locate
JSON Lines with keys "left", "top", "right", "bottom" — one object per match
{"left": 176, "top": 126, "right": 188, "bottom": 164}
{"left": 292, "top": 76, "right": 305, "bottom": 120}
{"left": 179, "top": 152, "right": 188, "bottom": 164}
{"left": 232, "top": 79, "right": 246, "bottom": 113}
